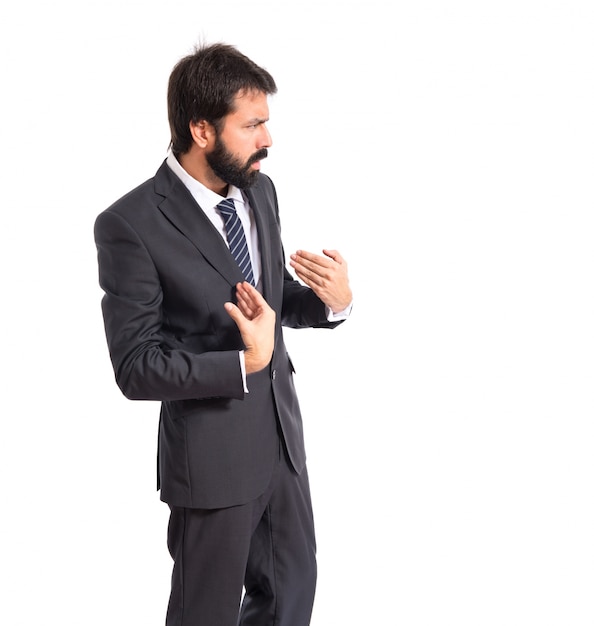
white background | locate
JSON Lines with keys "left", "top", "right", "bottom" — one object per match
{"left": 1, "top": 1, "right": 593, "bottom": 624}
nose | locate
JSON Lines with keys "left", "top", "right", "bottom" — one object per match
{"left": 259, "top": 124, "right": 272, "bottom": 148}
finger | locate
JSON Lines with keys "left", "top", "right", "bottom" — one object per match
{"left": 293, "top": 266, "right": 324, "bottom": 288}
{"left": 236, "top": 282, "right": 274, "bottom": 318}
{"left": 235, "top": 280, "right": 255, "bottom": 297}
{"left": 294, "top": 254, "right": 338, "bottom": 282}
{"left": 236, "top": 281, "right": 266, "bottom": 304}
{"left": 292, "top": 250, "right": 326, "bottom": 266}
{"left": 291, "top": 253, "right": 330, "bottom": 276}
{"left": 234, "top": 295, "right": 257, "bottom": 322}
{"left": 294, "top": 249, "right": 328, "bottom": 263}
{"left": 235, "top": 297, "right": 256, "bottom": 320}
{"left": 323, "top": 249, "right": 343, "bottom": 264}
{"left": 294, "top": 249, "right": 346, "bottom": 271}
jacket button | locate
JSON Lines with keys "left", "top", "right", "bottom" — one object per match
{"left": 271, "top": 369, "right": 277, "bottom": 380}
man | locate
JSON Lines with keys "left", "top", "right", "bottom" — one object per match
{"left": 94, "top": 42, "right": 352, "bottom": 625}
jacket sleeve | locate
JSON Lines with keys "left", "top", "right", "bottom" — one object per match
{"left": 280, "top": 266, "right": 344, "bottom": 330}
{"left": 94, "top": 209, "right": 245, "bottom": 402}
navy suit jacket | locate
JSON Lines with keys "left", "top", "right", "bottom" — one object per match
{"left": 94, "top": 161, "right": 341, "bottom": 509}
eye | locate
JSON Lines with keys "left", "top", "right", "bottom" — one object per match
{"left": 246, "top": 120, "right": 266, "bottom": 130}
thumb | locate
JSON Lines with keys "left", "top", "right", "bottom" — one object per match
{"left": 224, "top": 302, "right": 245, "bottom": 328}
{"left": 324, "top": 249, "right": 343, "bottom": 264}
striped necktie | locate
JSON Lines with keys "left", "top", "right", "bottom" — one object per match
{"left": 216, "top": 198, "right": 255, "bottom": 286}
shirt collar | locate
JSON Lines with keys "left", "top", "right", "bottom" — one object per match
{"left": 166, "top": 151, "right": 244, "bottom": 211}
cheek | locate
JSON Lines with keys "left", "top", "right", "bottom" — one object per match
{"left": 228, "top": 138, "right": 253, "bottom": 162}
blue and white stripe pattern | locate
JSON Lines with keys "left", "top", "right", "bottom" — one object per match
{"left": 216, "top": 198, "right": 255, "bottom": 286}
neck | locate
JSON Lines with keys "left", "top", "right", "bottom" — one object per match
{"left": 179, "top": 151, "right": 228, "bottom": 196}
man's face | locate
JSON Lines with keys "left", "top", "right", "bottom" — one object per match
{"left": 206, "top": 90, "right": 273, "bottom": 189}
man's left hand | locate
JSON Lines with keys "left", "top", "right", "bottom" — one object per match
{"left": 290, "top": 249, "right": 352, "bottom": 314}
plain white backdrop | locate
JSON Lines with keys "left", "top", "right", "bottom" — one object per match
{"left": 1, "top": 1, "right": 593, "bottom": 624}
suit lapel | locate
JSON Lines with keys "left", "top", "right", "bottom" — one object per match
{"left": 244, "top": 184, "right": 273, "bottom": 299}
{"left": 154, "top": 161, "right": 244, "bottom": 287}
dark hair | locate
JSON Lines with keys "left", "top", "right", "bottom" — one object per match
{"left": 167, "top": 43, "right": 277, "bottom": 156}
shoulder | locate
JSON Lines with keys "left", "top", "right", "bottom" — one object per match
{"left": 254, "top": 171, "right": 275, "bottom": 189}
{"left": 96, "top": 160, "right": 173, "bottom": 223}
{"left": 249, "top": 172, "right": 279, "bottom": 210}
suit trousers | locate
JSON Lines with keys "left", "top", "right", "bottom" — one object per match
{"left": 165, "top": 441, "right": 317, "bottom": 626}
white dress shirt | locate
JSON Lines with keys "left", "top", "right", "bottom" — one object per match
{"left": 166, "top": 152, "right": 262, "bottom": 287}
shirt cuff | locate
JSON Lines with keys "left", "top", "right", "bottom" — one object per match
{"left": 326, "top": 301, "right": 353, "bottom": 322}
{"left": 239, "top": 350, "right": 249, "bottom": 393}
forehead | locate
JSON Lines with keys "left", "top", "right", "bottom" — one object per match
{"left": 229, "top": 89, "right": 269, "bottom": 119}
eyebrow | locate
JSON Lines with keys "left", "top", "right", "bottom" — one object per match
{"left": 246, "top": 117, "right": 269, "bottom": 125}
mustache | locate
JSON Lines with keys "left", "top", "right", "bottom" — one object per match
{"left": 246, "top": 148, "right": 268, "bottom": 167}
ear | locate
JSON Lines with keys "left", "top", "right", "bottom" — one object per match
{"left": 189, "top": 120, "right": 215, "bottom": 148}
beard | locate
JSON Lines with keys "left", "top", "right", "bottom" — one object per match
{"left": 206, "top": 136, "right": 268, "bottom": 189}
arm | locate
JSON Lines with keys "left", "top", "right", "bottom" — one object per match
{"left": 94, "top": 209, "right": 245, "bottom": 402}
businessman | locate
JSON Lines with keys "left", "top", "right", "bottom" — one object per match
{"left": 94, "top": 42, "right": 352, "bottom": 625}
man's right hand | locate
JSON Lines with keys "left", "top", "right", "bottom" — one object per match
{"left": 224, "top": 282, "right": 276, "bottom": 374}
